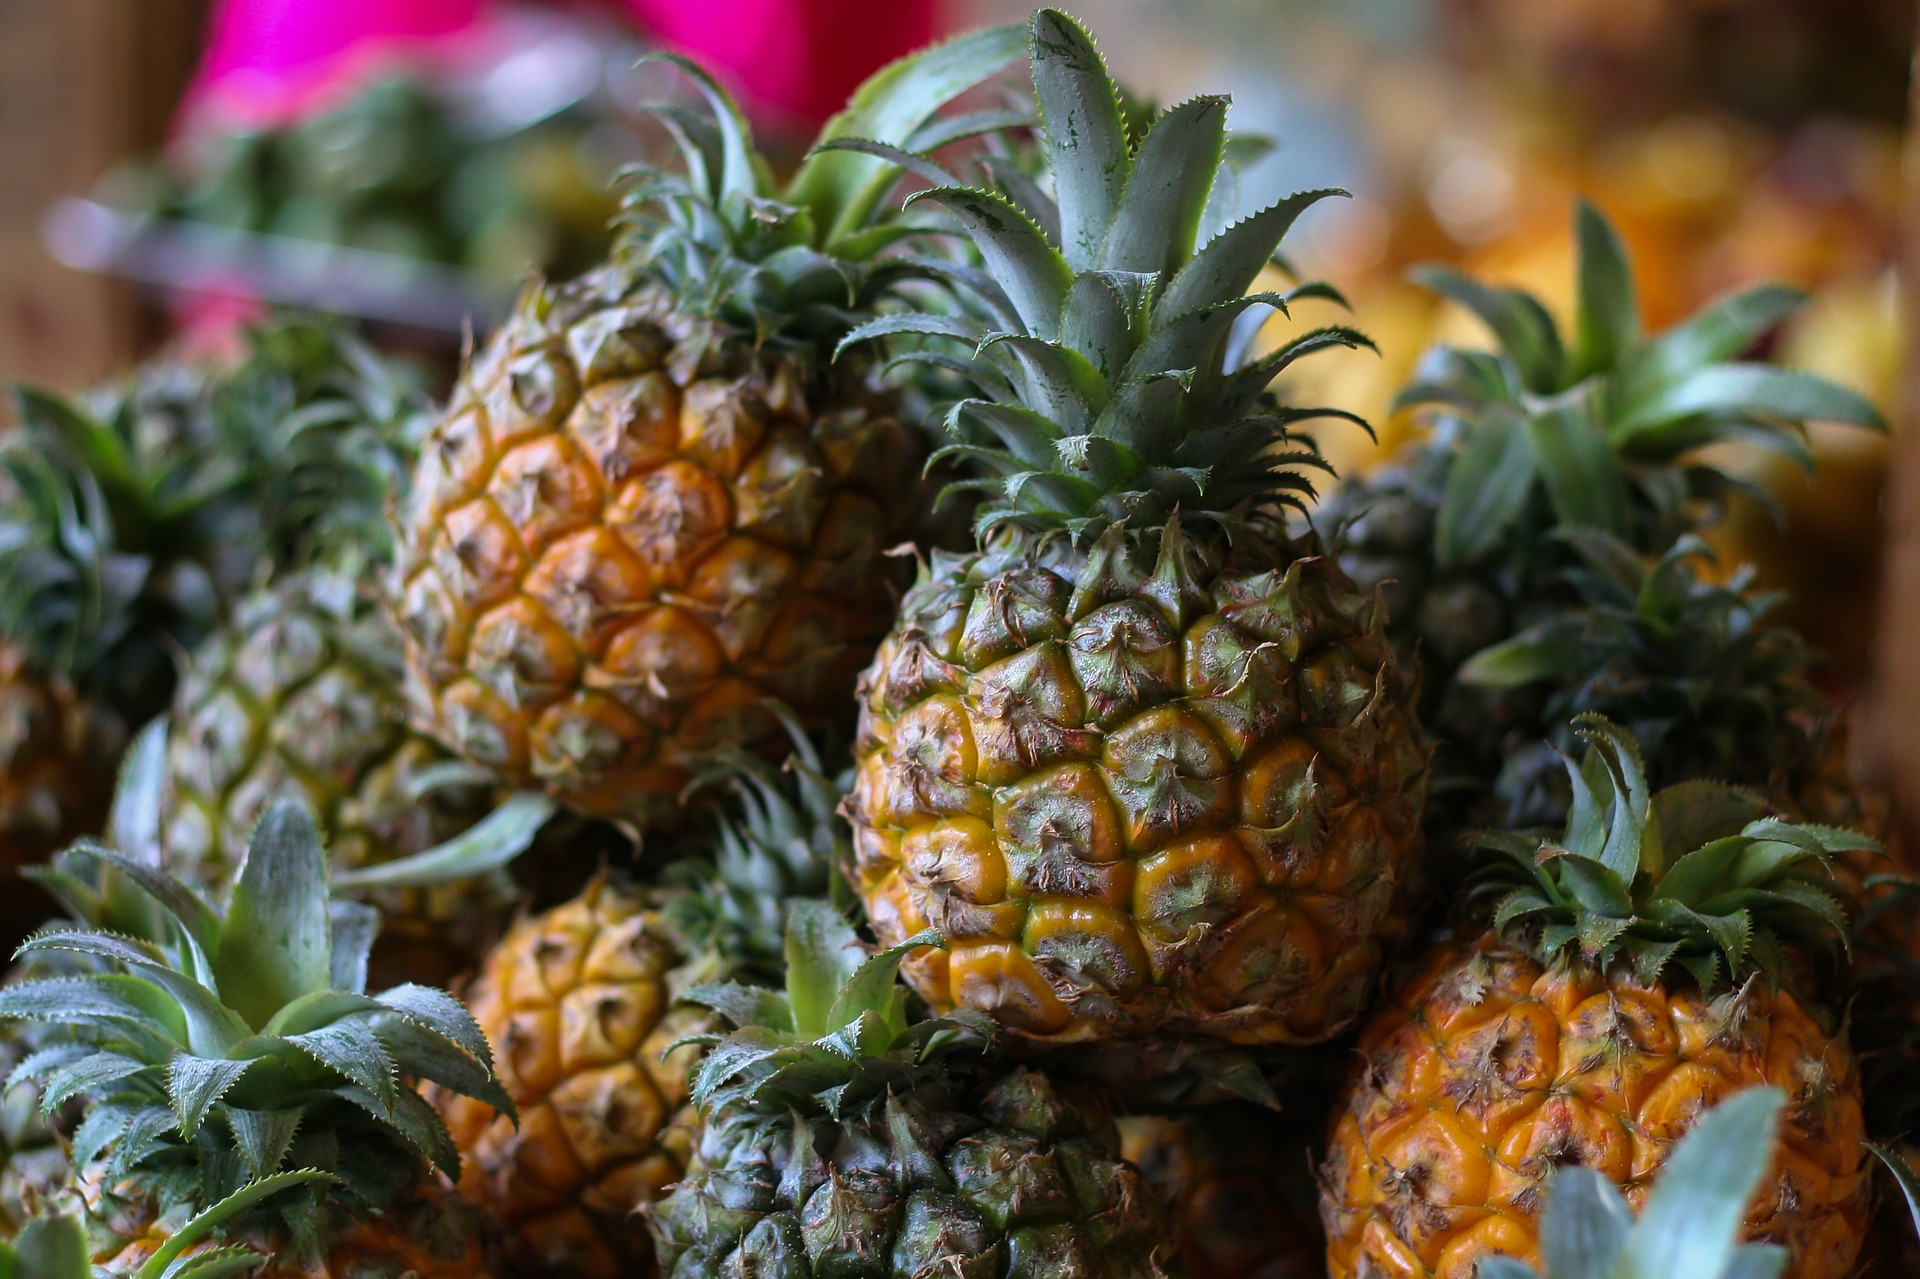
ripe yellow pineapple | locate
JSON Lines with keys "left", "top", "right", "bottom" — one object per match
{"left": 844, "top": 11, "right": 1427, "bottom": 1046}
{"left": 436, "top": 875, "right": 700, "bottom": 1276}
{"left": 1320, "top": 718, "right": 1873, "bottom": 1279}
{"left": 390, "top": 30, "right": 1023, "bottom": 828}
{"left": 437, "top": 730, "right": 845, "bottom": 1277}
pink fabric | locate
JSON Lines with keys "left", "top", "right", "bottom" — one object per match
{"left": 180, "top": 0, "right": 487, "bottom": 131}
{"left": 624, "top": 0, "right": 939, "bottom": 131}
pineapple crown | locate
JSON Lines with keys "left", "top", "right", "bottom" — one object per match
{"left": 664, "top": 713, "right": 848, "bottom": 982}
{"left": 617, "top": 26, "right": 1025, "bottom": 343}
{"left": 835, "top": 9, "right": 1370, "bottom": 549}
{"left": 652, "top": 909, "right": 1116, "bottom": 1279}
{"left": 1459, "top": 534, "right": 1826, "bottom": 823}
{"left": 1481, "top": 1087, "right": 1789, "bottom": 1279}
{"left": 0, "top": 318, "right": 424, "bottom": 702}
{"left": 1474, "top": 715, "right": 1872, "bottom": 990}
{"left": 196, "top": 318, "right": 426, "bottom": 567}
{"left": 1, "top": 385, "right": 228, "bottom": 710}
{"left": 677, "top": 901, "right": 980, "bottom": 1131}
{"left": 1401, "top": 200, "right": 1884, "bottom": 571}
{"left": 0, "top": 801, "right": 513, "bottom": 1248}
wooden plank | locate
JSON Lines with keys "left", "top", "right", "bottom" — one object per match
{"left": 1863, "top": 37, "right": 1920, "bottom": 837}
{"left": 0, "top": 0, "right": 206, "bottom": 395}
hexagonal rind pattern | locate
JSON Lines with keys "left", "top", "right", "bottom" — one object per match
{"left": 849, "top": 537, "right": 1430, "bottom": 1046}
{"left": 1319, "top": 935, "right": 1870, "bottom": 1279}
{"left": 393, "top": 271, "right": 920, "bottom": 825}
{"left": 433, "top": 877, "right": 703, "bottom": 1279}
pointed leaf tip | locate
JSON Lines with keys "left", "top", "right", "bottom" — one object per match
{"left": 215, "top": 800, "right": 333, "bottom": 1030}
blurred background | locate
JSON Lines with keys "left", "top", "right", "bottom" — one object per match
{"left": 0, "top": 0, "right": 1912, "bottom": 702}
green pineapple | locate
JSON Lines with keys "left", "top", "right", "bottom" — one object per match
{"left": 0, "top": 800, "right": 512, "bottom": 1276}
{"left": 0, "top": 319, "right": 427, "bottom": 943}
{"left": 1318, "top": 203, "right": 1884, "bottom": 838}
{"left": 646, "top": 900, "right": 1173, "bottom": 1277}
{"left": 158, "top": 566, "right": 523, "bottom": 987}
{"left": 1457, "top": 534, "right": 1854, "bottom": 830}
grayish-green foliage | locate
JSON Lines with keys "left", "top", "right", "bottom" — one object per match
{"left": 0, "top": 319, "right": 426, "bottom": 716}
{"left": 618, "top": 26, "right": 1025, "bottom": 341}
{"left": 1459, "top": 534, "right": 1828, "bottom": 827}
{"left": 0, "top": 801, "right": 510, "bottom": 1230}
{"left": 836, "top": 8, "right": 1369, "bottom": 547}
{"left": 1476, "top": 715, "right": 1872, "bottom": 988}
{"left": 1399, "top": 202, "right": 1883, "bottom": 572}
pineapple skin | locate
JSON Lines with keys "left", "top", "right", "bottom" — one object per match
{"left": 434, "top": 875, "right": 703, "bottom": 1279}
{"left": 651, "top": 1066, "right": 1172, "bottom": 1278}
{"left": 1319, "top": 934, "right": 1870, "bottom": 1279}
{"left": 161, "top": 572, "right": 509, "bottom": 985}
{"left": 849, "top": 533, "right": 1429, "bottom": 1046}
{"left": 392, "top": 267, "right": 924, "bottom": 828}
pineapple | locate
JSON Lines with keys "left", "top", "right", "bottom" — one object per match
{"left": 433, "top": 873, "right": 700, "bottom": 1277}
{"left": 388, "top": 29, "right": 1024, "bottom": 829}
{"left": 0, "top": 381, "right": 225, "bottom": 936}
{"left": 1457, "top": 536, "right": 1867, "bottom": 833}
{"left": 646, "top": 899, "right": 1173, "bottom": 1277}
{"left": 158, "top": 566, "right": 520, "bottom": 987}
{"left": 1482, "top": 1087, "right": 1799, "bottom": 1279}
{"left": 0, "top": 801, "right": 513, "bottom": 1277}
{"left": 1319, "top": 717, "right": 1873, "bottom": 1279}
{"left": 434, "top": 728, "right": 843, "bottom": 1278}
{"left": 1317, "top": 203, "right": 1884, "bottom": 837}
{"left": 0, "top": 319, "right": 428, "bottom": 940}
{"left": 844, "top": 10, "right": 1426, "bottom": 1046}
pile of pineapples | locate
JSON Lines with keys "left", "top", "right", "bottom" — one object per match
{"left": 0, "top": 12, "right": 1914, "bottom": 1279}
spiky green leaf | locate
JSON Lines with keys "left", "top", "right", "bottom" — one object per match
{"left": 1541, "top": 1167, "right": 1633, "bottom": 1279}
{"left": 1615, "top": 1088, "right": 1782, "bottom": 1279}
{"left": 1568, "top": 200, "right": 1639, "bottom": 383}
{"left": 1101, "top": 95, "right": 1227, "bottom": 280}
{"left": 216, "top": 802, "right": 332, "bottom": 1028}
{"left": 1436, "top": 405, "right": 1535, "bottom": 568}
{"left": 1028, "top": 9, "right": 1129, "bottom": 270}
{"left": 906, "top": 187, "right": 1073, "bottom": 340}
